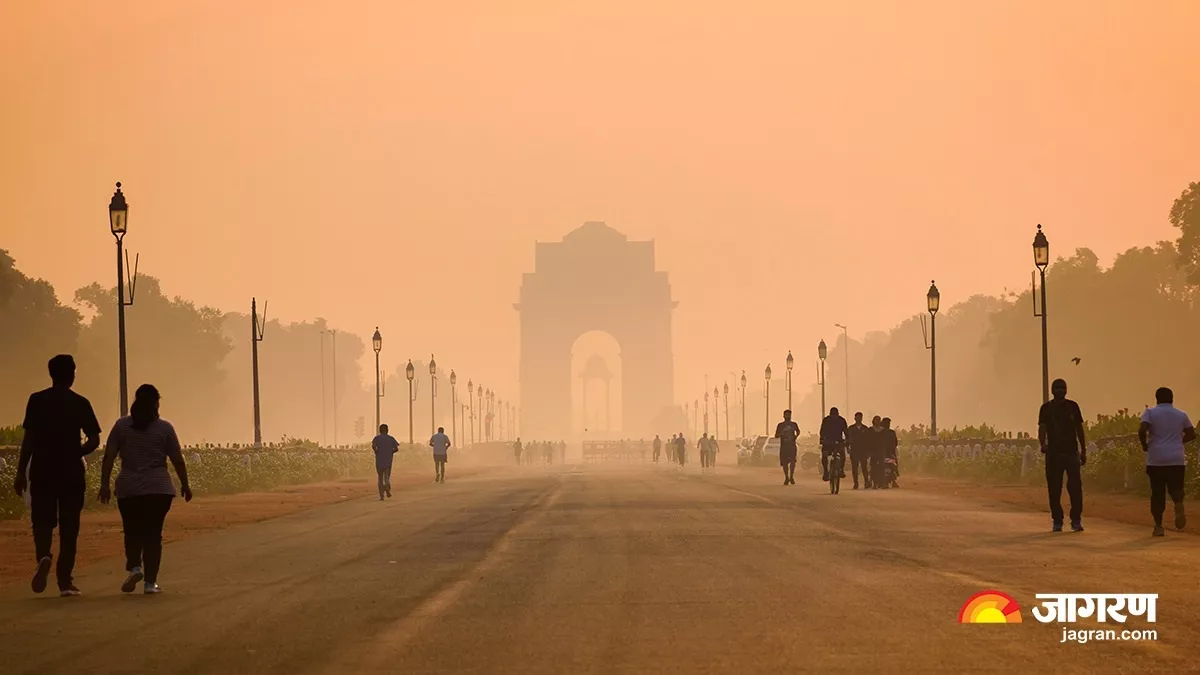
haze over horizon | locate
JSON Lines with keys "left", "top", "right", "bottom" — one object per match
{"left": 4, "top": 0, "right": 1199, "bottom": 407}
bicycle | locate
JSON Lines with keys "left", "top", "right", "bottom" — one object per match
{"left": 828, "top": 445, "right": 847, "bottom": 495}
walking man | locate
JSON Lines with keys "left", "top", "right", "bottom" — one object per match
{"left": 1038, "top": 378, "right": 1086, "bottom": 532}
{"left": 675, "top": 432, "right": 687, "bottom": 466}
{"left": 513, "top": 438, "right": 522, "bottom": 465}
{"left": 12, "top": 355, "right": 101, "bottom": 596}
{"left": 430, "top": 426, "right": 451, "bottom": 483}
{"left": 698, "top": 433, "right": 709, "bottom": 468}
{"left": 846, "top": 412, "right": 870, "bottom": 489}
{"left": 1139, "top": 387, "right": 1194, "bottom": 536}
{"left": 775, "top": 409, "right": 800, "bottom": 485}
{"left": 819, "top": 407, "right": 848, "bottom": 482}
{"left": 372, "top": 423, "right": 400, "bottom": 499}
{"left": 652, "top": 434, "right": 662, "bottom": 463}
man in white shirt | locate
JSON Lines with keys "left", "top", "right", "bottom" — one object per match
{"left": 1139, "top": 387, "right": 1195, "bottom": 536}
{"left": 429, "top": 427, "right": 451, "bottom": 483}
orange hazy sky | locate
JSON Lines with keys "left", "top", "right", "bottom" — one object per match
{"left": 3, "top": 1, "right": 1198, "bottom": 401}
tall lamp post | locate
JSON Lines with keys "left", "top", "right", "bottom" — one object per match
{"left": 740, "top": 371, "right": 747, "bottom": 438}
{"left": 723, "top": 382, "right": 730, "bottom": 440}
{"left": 467, "top": 380, "right": 475, "bottom": 446}
{"left": 693, "top": 399, "right": 699, "bottom": 438}
{"left": 487, "top": 389, "right": 494, "bottom": 441}
{"left": 477, "top": 386, "right": 484, "bottom": 443}
{"left": 763, "top": 364, "right": 772, "bottom": 434}
{"left": 1033, "top": 224, "right": 1051, "bottom": 403}
{"left": 703, "top": 390, "right": 710, "bottom": 435}
{"left": 372, "top": 328, "right": 382, "bottom": 434}
{"left": 108, "top": 183, "right": 139, "bottom": 416}
{"left": 429, "top": 356, "right": 438, "bottom": 436}
{"left": 713, "top": 386, "right": 720, "bottom": 440}
{"left": 251, "top": 298, "right": 267, "bottom": 447}
{"left": 834, "top": 323, "right": 849, "bottom": 412}
{"left": 327, "top": 329, "right": 339, "bottom": 446}
{"left": 405, "top": 360, "right": 416, "bottom": 444}
{"left": 785, "top": 351, "right": 794, "bottom": 409}
{"left": 450, "top": 370, "right": 457, "bottom": 443}
{"left": 817, "top": 340, "right": 828, "bottom": 418}
{"left": 923, "top": 282, "right": 940, "bottom": 436}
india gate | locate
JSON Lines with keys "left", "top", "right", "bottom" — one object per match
{"left": 515, "top": 222, "right": 676, "bottom": 440}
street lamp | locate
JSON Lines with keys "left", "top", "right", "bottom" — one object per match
{"left": 713, "top": 386, "right": 720, "bottom": 441}
{"left": 764, "top": 364, "right": 772, "bottom": 435}
{"left": 406, "top": 360, "right": 416, "bottom": 444}
{"left": 723, "top": 382, "right": 730, "bottom": 441}
{"left": 817, "top": 339, "right": 828, "bottom": 419}
{"left": 740, "top": 371, "right": 747, "bottom": 438}
{"left": 450, "top": 370, "right": 457, "bottom": 444}
{"left": 704, "top": 390, "right": 710, "bottom": 436}
{"left": 785, "top": 350, "right": 794, "bottom": 410}
{"left": 109, "top": 182, "right": 139, "bottom": 416}
{"left": 1033, "top": 224, "right": 1050, "bottom": 403}
{"left": 372, "top": 328, "right": 382, "bottom": 435}
{"left": 487, "top": 389, "right": 494, "bottom": 441}
{"left": 834, "top": 323, "right": 849, "bottom": 412}
{"left": 429, "top": 355, "right": 438, "bottom": 436}
{"left": 249, "top": 298, "right": 268, "bottom": 446}
{"left": 467, "top": 379, "right": 475, "bottom": 446}
{"left": 478, "top": 385, "right": 484, "bottom": 443}
{"left": 923, "top": 282, "right": 940, "bottom": 437}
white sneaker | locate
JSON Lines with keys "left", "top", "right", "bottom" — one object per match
{"left": 122, "top": 566, "right": 144, "bottom": 593}
{"left": 144, "top": 583, "right": 162, "bottom": 595}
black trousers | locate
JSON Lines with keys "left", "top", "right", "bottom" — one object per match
{"left": 1146, "top": 465, "right": 1185, "bottom": 525}
{"left": 376, "top": 462, "right": 393, "bottom": 496}
{"left": 1045, "top": 453, "right": 1083, "bottom": 523}
{"left": 849, "top": 453, "right": 869, "bottom": 486}
{"left": 117, "top": 494, "right": 174, "bottom": 584}
{"left": 30, "top": 480, "right": 85, "bottom": 590}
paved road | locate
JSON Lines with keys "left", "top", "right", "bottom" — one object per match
{"left": 2, "top": 465, "right": 1196, "bottom": 674}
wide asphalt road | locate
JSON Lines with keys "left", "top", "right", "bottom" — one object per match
{"left": 2, "top": 463, "right": 1196, "bottom": 674}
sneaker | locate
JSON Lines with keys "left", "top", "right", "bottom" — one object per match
{"left": 385, "top": 488, "right": 392, "bottom": 498}
{"left": 852, "top": 484, "right": 859, "bottom": 490}
{"left": 1175, "top": 503, "right": 1186, "bottom": 531}
{"left": 1071, "top": 521, "right": 1084, "bottom": 532}
{"left": 1051, "top": 522, "right": 1063, "bottom": 532}
{"left": 31, "top": 556, "right": 51, "bottom": 594}
{"left": 144, "top": 583, "right": 162, "bottom": 595}
{"left": 378, "top": 496, "right": 385, "bottom": 501}
{"left": 59, "top": 584, "right": 82, "bottom": 597}
{"left": 822, "top": 473, "right": 829, "bottom": 482}
{"left": 1153, "top": 525, "right": 1165, "bottom": 537}
{"left": 122, "top": 567, "right": 144, "bottom": 593}
{"left": 783, "top": 478, "right": 789, "bottom": 486}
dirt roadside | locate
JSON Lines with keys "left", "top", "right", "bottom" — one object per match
{"left": 0, "top": 468, "right": 481, "bottom": 589}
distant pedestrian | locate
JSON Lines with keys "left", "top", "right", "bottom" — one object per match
{"left": 698, "top": 433, "right": 709, "bottom": 468}
{"left": 652, "top": 435, "right": 662, "bottom": 463}
{"left": 675, "top": 433, "right": 687, "bottom": 466}
{"left": 775, "top": 410, "right": 800, "bottom": 485}
{"left": 867, "top": 416, "right": 883, "bottom": 489}
{"left": 12, "top": 355, "right": 101, "bottom": 597}
{"left": 1139, "top": 387, "right": 1195, "bottom": 536}
{"left": 1038, "top": 379, "right": 1086, "bottom": 532}
{"left": 513, "top": 438, "right": 523, "bottom": 465}
{"left": 846, "top": 412, "right": 870, "bottom": 489}
{"left": 429, "top": 426, "right": 451, "bottom": 483}
{"left": 98, "top": 384, "right": 192, "bottom": 595}
{"left": 371, "top": 424, "right": 400, "bottom": 499}
{"left": 879, "top": 418, "right": 899, "bottom": 488}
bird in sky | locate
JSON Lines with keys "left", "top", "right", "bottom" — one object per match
{"left": 1071, "top": 357, "right": 1082, "bottom": 365}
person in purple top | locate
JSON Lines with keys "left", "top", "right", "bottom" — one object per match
{"left": 371, "top": 424, "right": 400, "bottom": 499}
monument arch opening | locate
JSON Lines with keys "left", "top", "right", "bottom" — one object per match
{"left": 515, "top": 222, "right": 676, "bottom": 440}
{"left": 571, "top": 331, "right": 623, "bottom": 437}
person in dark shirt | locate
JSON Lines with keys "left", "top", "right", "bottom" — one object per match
{"left": 774, "top": 409, "right": 801, "bottom": 485}
{"left": 1037, "top": 378, "right": 1087, "bottom": 532}
{"left": 846, "top": 412, "right": 871, "bottom": 490}
{"left": 878, "top": 417, "right": 900, "bottom": 488}
{"left": 867, "top": 415, "right": 883, "bottom": 489}
{"left": 674, "top": 433, "right": 688, "bottom": 466}
{"left": 12, "top": 355, "right": 102, "bottom": 596}
{"left": 818, "top": 407, "right": 848, "bottom": 482}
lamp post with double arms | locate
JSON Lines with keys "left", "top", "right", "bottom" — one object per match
{"left": 764, "top": 364, "right": 772, "bottom": 435}
{"left": 108, "top": 183, "right": 139, "bottom": 416}
{"left": 1033, "top": 224, "right": 1051, "bottom": 403}
{"left": 406, "top": 360, "right": 416, "bottom": 444}
{"left": 817, "top": 340, "right": 828, "bottom": 420}
{"left": 922, "top": 283, "right": 940, "bottom": 436}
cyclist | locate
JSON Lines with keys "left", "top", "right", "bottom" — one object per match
{"left": 819, "top": 407, "right": 848, "bottom": 482}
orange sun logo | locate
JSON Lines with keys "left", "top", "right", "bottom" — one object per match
{"left": 959, "top": 590, "right": 1023, "bottom": 624}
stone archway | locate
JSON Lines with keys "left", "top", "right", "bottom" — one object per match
{"left": 515, "top": 222, "right": 676, "bottom": 440}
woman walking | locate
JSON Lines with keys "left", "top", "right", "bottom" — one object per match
{"left": 99, "top": 384, "right": 192, "bottom": 594}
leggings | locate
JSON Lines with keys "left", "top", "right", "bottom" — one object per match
{"left": 117, "top": 494, "right": 174, "bottom": 584}
{"left": 1147, "top": 465, "right": 1185, "bottom": 525}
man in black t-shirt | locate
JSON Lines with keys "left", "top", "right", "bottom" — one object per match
{"left": 775, "top": 410, "right": 800, "bottom": 485}
{"left": 846, "top": 412, "right": 871, "bottom": 489}
{"left": 819, "top": 407, "right": 848, "bottom": 482}
{"left": 1038, "top": 378, "right": 1087, "bottom": 532}
{"left": 12, "top": 355, "right": 102, "bottom": 596}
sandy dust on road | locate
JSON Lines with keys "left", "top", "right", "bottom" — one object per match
{"left": 0, "top": 468, "right": 478, "bottom": 588}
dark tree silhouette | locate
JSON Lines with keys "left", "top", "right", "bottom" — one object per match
{"left": 1170, "top": 182, "right": 1200, "bottom": 283}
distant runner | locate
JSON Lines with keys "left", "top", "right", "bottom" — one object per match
{"left": 652, "top": 435, "right": 663, "bottom": 463}
{"left": 429, "top": 426, "right": 451, "bottom": 483}
{"left": 1139, "top": 387, "right": 1194, "bottom": 536}
{"left": 775, "top": 410, "right": 800, "bottom": 485}
{"left": 371, "top": 424, "right": 400, "bottom": 500}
